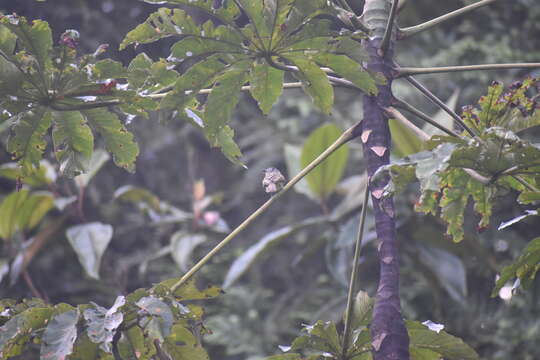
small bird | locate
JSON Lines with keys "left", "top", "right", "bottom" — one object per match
{"left": 262, "top": 167, "right": 286, "bottom": 194}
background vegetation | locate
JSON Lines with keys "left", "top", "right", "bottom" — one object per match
{"left": 0, "top": 1, "right": 539, "bottom": 359}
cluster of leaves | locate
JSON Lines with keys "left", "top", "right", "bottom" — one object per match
{"left": 267, "top": 292, "right": 478, "bottom": 360}
{"left": 119, "top": 0, "right": 381, "bottom": 164}
{"left": 376, "top": 79, "right": 540, "bottom": 242}
{"left": 0, "top": 14, "right": 144, "bottom": 177}
{"left": 0, "top": 278, "right": 219, "bottom": 360}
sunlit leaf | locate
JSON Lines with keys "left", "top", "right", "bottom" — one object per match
{"left": 66, "top": 222, "right": 113, "bottom": 280}
{"left": 40, "top": 309, "right": 79, "bottom": 360}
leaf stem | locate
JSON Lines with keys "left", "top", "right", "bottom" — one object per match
{"left": 393, "top": 98, "right": 461, "bottom": 137}
{"left": 170, "top": 122, "right": 362, "bottom": 292}
{"left": 403, "top": 75, "right": 477, "bottom": 137}
{"left": 396, "top": 63, "right": 540, "bottom": 78}
{"left": 384, "top": 106, "right": 429, "bottom": 141}
{"left": 380, "top": 0, "right": 399, "bottom": 56}
{"left": 399, "top": 0, "right": 498, "bottom": 39}
{"left": 341, "top": 180, "right": 370, "bottom": 358}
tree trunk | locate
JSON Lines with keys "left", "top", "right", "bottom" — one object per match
{"left": 360, "top": 1, "right": 410, "bottom": 359}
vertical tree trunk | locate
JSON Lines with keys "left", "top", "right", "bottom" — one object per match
{"left": 360, "top": 1, "right": 410, "bottom": 359}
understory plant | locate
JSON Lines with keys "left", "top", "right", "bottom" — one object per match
{"left": 0, "top": 0, "right": 539, "bottom": 359}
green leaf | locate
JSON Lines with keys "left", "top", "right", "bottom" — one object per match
{"left": 156, "top": 277, "right": 222, "bottom": 301}
{"left": 8, "top": 107, "right": 52, "bottom": 175}
{"left": 40, "top": 309, "right": 80, "bottom": 360}
{"left": 518, "top": 191, "right": 540, "bottom": 204}
{"left": 285, "top": 55, "right": 333, "bottom": 114}
{"left": 300, "top": 123, "right": 349, "bottom": 201}
{"left": 91, "top": 59, "right": 128, "bottom": 80}
{"left": 206, "top": 125, "right": 244, "bottom": 166}
{"left": 249, "top": 60, "right": 284, "bottom": 114}
{"left": 74, "top": 149, "right": 110, "bottom": 189}
{"left": 204, "top": 63, "right": 249, "bottom": 134}
{"left": 170, "top": 36, "right": 242, "bottom": 64}
{"left": 0, "top": 56, "right": 23, "bottom": 96}
{"left": 236, "top": 0, "right": 270, "bottom": 46}
{"left": 0, "top": 160, "right": 57, "bottom": 187}
{"left": 407, "top": 320, "right": 479, "bottom": 360}
{"left": 52, "top": 111, "right": 94, "bottom": 177}
{"left": 17, "top": 191, "right": 54, "bottom": 232}
{"left": 65, "top": 222, "right": 113, "bottom": 280}
{"left": 117, "top": 325, "right": 155, "bottom": 360}
{"left": 389, "top": 117, "right": 424, "bottom": 157}
{"left": 83, "top": 296, "right": 125, "bottom": 353}
{"left": 82, "top": 108, "right": 139, "bottom": 172}
{"left": 163, "top": 324, "right": 209, "bottom": 360}
{"left": 283, "top": 143, "right": 316, "bottom": 199}
{"left": 0, "top": 189, "right": 30, "bottom": 240}
{"left": 313, "top": 53, "right": 378, "bottom": 95}
{"left": 135, "top": 296, "right": 174, "bottom": 338}
{"left": 0, "top": 26, "right": 17, "bottom": 54}
{"left": 290, "top": 320, "right": 341, "bottom": 356}
{"left": 491, "top": 237, "right": 540, "bottom": 297}
{"left": 0, "top": 307, "right": 53, "bottom": 358}
{"left": 114, "top": 185, "right": 161, "bottom": 212}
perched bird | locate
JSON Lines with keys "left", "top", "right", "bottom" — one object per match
{"left": 262, "top": 167, "right": 286, "bottom": 194}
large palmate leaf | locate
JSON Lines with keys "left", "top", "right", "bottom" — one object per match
{"left": 0, "top": 15, "right": 144, "bottom": 176}
{"left": 122, "top": 0, "right": 375, "bottom": 164}
{"left": 375, "top": 81, "right": 540, "bottom": 242}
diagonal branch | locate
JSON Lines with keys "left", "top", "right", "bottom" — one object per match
{"left": 399, "top": 0, "right": 498, "bottom": 39}
{"left": 396, "top": 63, "right": 540, "bottom": 78}
{"left": 380, "top": 0, "right": 399, "bottom": 56}
{"left": 170, "top": 121, "right": 363, "bottom": 292}
{"left": 384, "top": 106, "right": 429, "bottom": 141}
{"left": 403, "top": 75, "right": 476, "bottom": 137}
{"left": 393, "top": 98, "right": 460, "bottom": 137}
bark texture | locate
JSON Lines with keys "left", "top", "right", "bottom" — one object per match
{"left": 360, "top": 0, "right": 410, "bottom": 359}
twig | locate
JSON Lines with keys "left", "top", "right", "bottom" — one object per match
{"left": 380, "top": 0, "right": 399, "bottom": 56}
{"left": 22, "top": 270, "right": 45, "bottom": 300}
{"left": 396, "top": 63, "right": 540, "bottom": 78}
{"left": 399, "top": 0, "right": 498, "bottom": 38}
{"left": 394, "top": 98, "right": 461, "bottom": 137}
{"left": 170, "top": 121, "right": 362, "bottom": 292}
{"left": 341, "top": 181, "right": 370, "bottom": 357}
{"left": 403, "top": 75, "right": 476, "bottom": 137}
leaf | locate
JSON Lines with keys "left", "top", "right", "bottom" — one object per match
{"left": 83, "top": 296, "right": 125, "bottom": 353}
{"left": 0, "top": 307, "right": 53, "bottom": 359}
{"left": 74, "top": 149, "right": 110, "bottom": 189}
{"left": 0, "top": 56, "right": 23, "bottom": 96}
{"left": 290, "top": 320, "right": 341, "bottom": 356}
{"left": 283, "top": 143, "right": 315, "bottom": 200}
{"left": 407, "top": 320, "right": 479, "bottom": 360}
{"left": 418, "top": 245, "right": 467, "bottom": 303}
{"left": 136, "top": 296, "right": 174, "bottom": 338}
{"left": 156, "top": 277, "right": 223, "bottom": 301}
{"left": 313, "top": 53, "right": 377, "bottom": 95}
{"left": 82, "top": 108, "right": 139, "bottom": 172}
{"left": 0, "top": 190, "right": 30, "bottom": 240}
{"left": 117, "top": 325, "right": 155, "bottom": 360}
{"left": 0, "top": 160, "right": 57, "bottom": 187}
{"left": 114, "top": 185, "right": 161, "bottom": 212}
{"left": 163, "top": 324, "right": 209, "bottom": 360}
{"left": 65, "top": 222, "right": 113, "bottom": 280}
{"left": 52, "top": 111, "right": 94, "bottom": 177}
{"left": 351, "top": 291, "right": 374, "bottom": 329}
{"left": 285, "top": 55, "right": 333, "bottom": 114}
{"left": 7, "top": 107, "right": 52, "bottom": 175}
{"left": 207, "top": 125, "right": 244, "bottom": 166}
{"left": 300, "top": 123, "right": 349, "bottom": 201}
{"left": 170, "top": 231, "right": 207, "bottom": 272}
{"left": 223, "top": 216, "right": 328, "bottom": 288}
{"left": 91, "top": 59, "right": 128, "bottom": 80}
{"left": 16, "top": 191, "right": 54, "bottom": 232}
{"left": 40, "top": 309, "right": 79, "bottom": 360}
{"left": 249, "top": 60, "right": 284, "bottom": 114}
{"left": 491, "top": 237, "right": 540, "bottom": 297}
{"left": 389, "top": 117, "right": 424, "bottom": 157}
{"left": 204, "top": 62, "right": 249, "bottom": 135}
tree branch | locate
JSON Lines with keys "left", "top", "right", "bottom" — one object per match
{"left": 399, "top": 0, "right": 498, "bottom": 39}
{"left": 384, "top": 106, "right": 429, "bottom": 141}
{"left": 380, "top": 0, "right": 399, "bottom": 56}
{"left": 396, "top": 63, "right": 540, "bottom": 78}
{"left": 403, "top": 75, "right": 476, "bottom": 137}
{"left": 393, "top": 98, "right": 460, "bottom": 137}
{"left": 170, "top": 121, "right": 362, "bottom": 292}
{"left": 341, "top": 181, "right": 370, "bottom": 357}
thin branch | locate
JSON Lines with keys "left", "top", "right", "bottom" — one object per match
{"left": 170, "top": 121, "right": 362, "bottom": 292}
{"left": 396, "top": 63, "right": 540, "bottom": 78}
{"left": 380, "top": 0, "right": 399, "bottom": 56}
{"left": 384, "top": 106, "right": 429, "bottom": 141}
{"left": 399, "top": 0, "right": 498, "bottom": 39}
{"left": 393, "top": 98, "right": 461, "bottom": 137}
{"left": 145, "top": 82, "right": 304, "bottom": 98}
{"left": 512, "top": 175, "right": 540, "bottom": 193}
{"left": 341, "top": 181, "right": 370, "bottom": 357}
{"left": 404, "top": 75, "right": 476, "bottom": 137}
